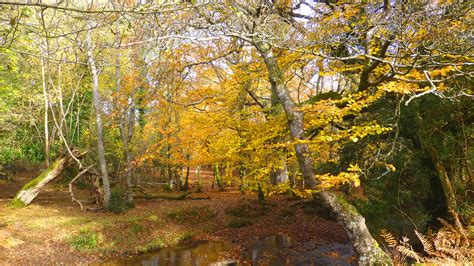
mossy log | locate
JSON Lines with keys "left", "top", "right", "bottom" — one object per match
{"left": 317, "top": 191, "right": 392, "bottom": 265}
{"left": 134, "top": 191, "right": 192, "bottom": 200}
{"left": 187, "top": 193, "right": 211, "bottom": 200}
{"left": 11, "top": 157, "right": 69, "bottom": 208}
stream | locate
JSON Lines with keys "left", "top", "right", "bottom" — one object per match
{"left": 106, "top": 235, "right": 355, "bottom": 265}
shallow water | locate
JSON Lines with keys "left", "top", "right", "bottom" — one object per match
{"left": 105, "top": 235, "right": 354, "bottom": 265}
{"left": 107, "top": 241, "right": 235, "bottom": 266}
{"left": 242, "top": 235, "right": 354, "bottom": 265}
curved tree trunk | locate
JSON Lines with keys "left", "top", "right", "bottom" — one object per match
{"left": 255, "top": 43, "right": 391, "bottom": 265}
{"left": 11, "top": 157, "right": 69, "bottom": 208}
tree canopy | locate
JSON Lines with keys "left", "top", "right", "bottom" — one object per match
{"left": 0, "top": 1, "right": 472, "bottom": 264}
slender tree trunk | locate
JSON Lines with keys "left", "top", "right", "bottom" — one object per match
{"left": 114, "top": 21, "right": 133, "bottom": 201}
{"left": 196, "top": 166, "right": 202, "bottom": 192}
{"left": 255, "top": 43, "right": 391, "bottom": 265}
{"left": 41, "top": 57, "right": 50, "bottom": 167}
{"left": 214, "top": 162, "right": 223, "bottom": 191}
{"left": 183, "top": 164, "right": 190, "bottom": 191}
{"left": 86, "top": 30, "right": 111, "bottom": 208}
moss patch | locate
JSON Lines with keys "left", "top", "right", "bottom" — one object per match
{"left": 136, "top": 237, "right": 165, "bottom": 253}
{"left": 21, "top": 160, "right": 60, "bottom": 191}
{"left": 9, "top": 198, "right": 26, "bottom": 209}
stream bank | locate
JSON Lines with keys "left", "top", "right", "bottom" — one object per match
{"left": 1, "top": 172, "right": 351, "bottom": 265}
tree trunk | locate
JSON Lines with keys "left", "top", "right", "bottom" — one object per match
{"left": 86, "top": 29, "right": 111, "bottom": 208}
{"left": 183, "top": 165, "right": 190, "bottom": 191}
{"left": 255, "top": 43, "right": 391, "bottom": 265}
{"left": 271, "top": 159, "right": 289, "bottom": 185}
{"left": 196, "top": 166, "right": 203, "bottom": 192}
{"left": 427, "top": 147, "right": 466, "bottom": 237}
{"left": 41, "top": 56, "right": 50, "bottom": 167}
{"left": 256, "top": 43, "right": 317, "bottom": 188}
{"left": 11, "top": 157, "right": 69, "bottom": 207}
{"left": 318, "top": 191, "right": 392, "bottom": 264}
{"left": 214, "top": 162, "right": 224, "bottom": 191}
{"left": 114, "top": 17, "right": 134, "bottom": 202}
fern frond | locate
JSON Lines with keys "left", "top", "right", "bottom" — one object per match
{"left": 381, "top": 229, "right": 397, "bottom": 248}
{"left": 397, "top": 245, "right": 423, "bottom": 263}
{"left": 415, "top": 230, "right": 435, "bottom": 255}
{"left": 434, "top": 230, "right": 445, "bottom": 251}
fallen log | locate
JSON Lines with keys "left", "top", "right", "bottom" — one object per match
{"left": 187, "top": 193, "right": 211, "bottom": 200}
{"left": 134, "top": 191, "right": 192, "bottom": 200}
{"left": 11, "top": 157, "right": 69, "bottom": 208}
{"left": 10, "top": 150, "right": 86, "bottom": 208}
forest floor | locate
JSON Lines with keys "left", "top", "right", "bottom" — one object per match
{"left": 0, "top": 170, "right": 350, "bottom": 265}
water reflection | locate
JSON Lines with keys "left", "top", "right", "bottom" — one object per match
{"left": 110, "top": 241, "right": 235, "bottom": 266}
{"left": 104, "top": 235, "right": 354, "bottom": 265}
{"left": 242, "top": 235, "right": 292, "bottom": 265}
{"left": 242, "top": 235, "right": 354, "bottom": 265}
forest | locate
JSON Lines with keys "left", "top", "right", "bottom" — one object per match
{"left": 0, "top": 0, "right": 472, "bottom": 265}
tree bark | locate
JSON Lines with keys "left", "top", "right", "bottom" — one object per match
{"left": 41, "top": 56, "right": 50, "bottom": 167}
{"left": 11, "top": 157, "right": 68, "bottom": 207}
{"left": 270, "top": 160, "right": 289, "bottom": 185}
{"left": 256, "top": 43, "right": 317, "bottom": 188}
{"left": 318, "top": 191, "right": 392, "bottom": 264}
{"left": 427, "top": 146, "right": 467, "bottom": 239}
{"left": 183, "top": 165, "right": 190, "bottom": 191}
{"left": 255, "top": 43, "right": 391, "bottom": 265}
{"left": 86, "top": 29, "right": 111, "bottom": 208}
{"left": 214, "top": 162, "right": 224, "bottom": 191}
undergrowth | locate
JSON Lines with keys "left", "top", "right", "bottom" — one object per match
{"left": 107, "top": 187, "right": 134, "bottom": 213}
{"left": 381, "top": 218, "right": 472, "bottom": 264}
{"left": 69, "top": 230, "right": 101, "bottom": 251}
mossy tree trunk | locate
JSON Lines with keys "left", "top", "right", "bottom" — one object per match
{"left": 255, "top": 43, "right": 392, "bottom": 265}
{"left": 318, "top": 191, "right": 392, "bottom": 265}
{"left": 11, "top": 157, "right": 69, "bottom": 207}
{"left": 214, "top": 162, "right": 224, "bottom": 191}
{"left": 427, "top": 147, "right": 466, "bottom": 236}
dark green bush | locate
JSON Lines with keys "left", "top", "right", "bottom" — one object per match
{"left": 107, "top": 187, "right": 134, "bottom": 213}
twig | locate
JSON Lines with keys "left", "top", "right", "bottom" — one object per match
{"left": 405, "top": 71, "right": 439, "bottom": 106}
{"left": 69, "top": 165, "right": 93, "bottom": 210}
